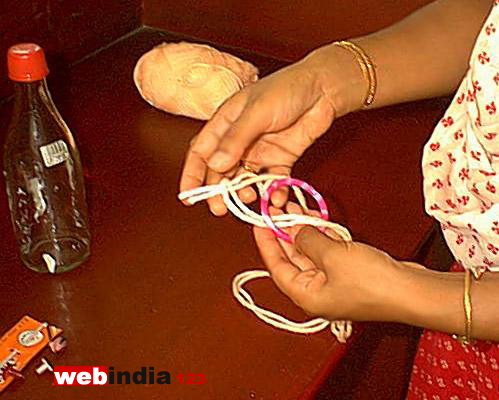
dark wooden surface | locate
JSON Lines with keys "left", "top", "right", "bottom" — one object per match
{"left": 144, "top": 0, "right": 434, "bottom": 61}
{"left": 0, "top": 0, "right": 142, "bottom": 102}
{"left": 0, "top": 27, "right": 448, "bottom": 399}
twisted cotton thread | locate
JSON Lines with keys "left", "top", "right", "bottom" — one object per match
{"left": 178, "top": 173, "right": 353, "bottom": 343}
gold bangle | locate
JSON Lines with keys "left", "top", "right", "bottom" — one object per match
{"left": 332, "top": 40, "right": 377, "bottom": 107}
{"left": 455, "top": 269, "right": 473, "bottom": 345}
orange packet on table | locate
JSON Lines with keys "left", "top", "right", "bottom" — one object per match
{"left": 0, "top": 315, "right": 62, "bottom": 393}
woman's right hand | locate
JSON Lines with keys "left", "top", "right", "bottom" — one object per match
{"left": 179, "top": 44, "right": 365, "bottom": 215}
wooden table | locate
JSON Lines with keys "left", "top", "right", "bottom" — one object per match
{"left": 0, "top": 28, "right": 448, "bottom": 399}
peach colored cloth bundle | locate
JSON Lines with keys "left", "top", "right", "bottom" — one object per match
{"left": 134, "top": 42, "right": 259, "bottom": 120}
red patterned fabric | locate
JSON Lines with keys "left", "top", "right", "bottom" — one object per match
{"left": 422, "top": 1, "right": 499, "bottom": 278}
{"left": 407, "top": 262, "right": 499, "bottom": 400}
{"left": 407, "top": 4, "right": 499, "bottom": 398}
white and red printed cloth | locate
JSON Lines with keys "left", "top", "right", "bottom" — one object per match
{"left": 408, "top": 3, "right": 499, "bottom": 399}
{"left": 423, "top": 1, "right": 499, "bottom": 278}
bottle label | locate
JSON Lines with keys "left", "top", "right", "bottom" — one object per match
{"left": 40, "top": 140, "right": 69, "bottom": 168}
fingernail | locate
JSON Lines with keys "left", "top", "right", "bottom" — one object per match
{"left": 210, "top": 203, "right": 227, "bottom": 216}
{"left": 208, "top": 150, "right": 231, "bottom": 170}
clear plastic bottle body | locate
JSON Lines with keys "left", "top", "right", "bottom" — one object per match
{"left": 3, "top": 79, "right": 90, "bottom": 273}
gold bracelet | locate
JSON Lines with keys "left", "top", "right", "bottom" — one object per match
{"left": 455, "top": 269, "right": 473, "bottom": 345}
{"left": 332, "top": 40, "right": 377, "bottom": 107}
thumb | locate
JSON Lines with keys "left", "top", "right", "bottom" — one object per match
{"left": 294, "top": 226, "right": 348, "bottom": 267}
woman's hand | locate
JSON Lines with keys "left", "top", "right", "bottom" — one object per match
{"left": 179, "top": 46, "right": 365, "bottom": 215}
{"left": 255, "top": 204, "right": 499, "bottom": 341}
{"left": 253, "top": 203, "right": 422, "bottom": 322}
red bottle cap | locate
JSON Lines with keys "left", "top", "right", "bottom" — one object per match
{"left": 7, "top": 43, "right": 49, "bottom": 82}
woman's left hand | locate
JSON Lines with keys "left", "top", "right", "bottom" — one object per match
{"left": 253, "top": 203, "right": 424, "bottom": 322}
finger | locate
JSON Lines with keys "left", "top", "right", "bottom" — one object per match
{"left": 267, "top": 206, "right": 296, "bottom": 261}
{"left": 295, "top": 226, "right": 348, "bottom": 268}
{"left": 283, "top": 202, "right": 306, "bottom": 240}
{"left": 191, "top": 92, "right": 248, "bottom": 167}
{"left": 280, "top": 240, "right": 318, "bottom": 272}
{"left": 253, "top": 224, "right": 301, "bottom": 298}
{"left": 285, "top": 201, "right": 304, "bottom": 216}
{"left": 239, "top": 187, "right": 257, "bottom": 203}
{"left": 283, "top": 202, "right": 321, "bottom": 241}
{"left": 286, "top": 201, "right": 321, "bottom": 218}
{"left": 205, "top": 169, "right": 228, "bottom": 216}
{"left": 208, "top": 101, "right": 273, "bottom": 173}
{"left": 257, "top": 205, "right": 291, "bottom": 264}
{"left": 234, "top": 165, "right": 258, "bottom": 204}
{"left": 267, "top": 165, "right": 291, "bottom": 207}
{"left": 268, "top": 205, "right": 284, "bottom": 218}
{"left": 179, "top": 140, "right": 208, "bottom": 199}
{"left": 263, "top": 206, "right": 314, "bottom": 272}
{"left": 286, "top": 201, "right": 342, "bottom": 243}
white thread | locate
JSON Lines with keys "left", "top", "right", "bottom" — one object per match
{"left": 178, "top": 173, "right": 353, "bottom": 343}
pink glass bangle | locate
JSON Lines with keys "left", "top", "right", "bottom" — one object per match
{"left": 260, "top": 178, "right": 330, "bottom": 243}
